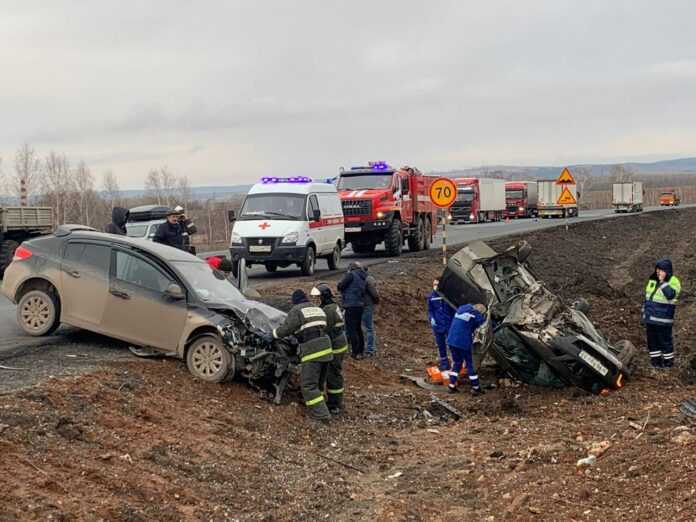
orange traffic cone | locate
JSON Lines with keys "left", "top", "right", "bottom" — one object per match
{"left": 504, "top": 216, "right": 510, "bottom": 224}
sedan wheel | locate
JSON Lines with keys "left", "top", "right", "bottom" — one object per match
{"left": 186, "top": 335, "right": 234, "bottom": 382}
{"left": 17, "top": 290, "right": 61, "bottom": 336}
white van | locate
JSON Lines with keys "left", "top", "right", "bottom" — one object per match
{"left": 228, "top": 177, "right": 344, "bottom": 276}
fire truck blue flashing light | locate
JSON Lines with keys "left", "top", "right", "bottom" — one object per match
{"left": 369, "top": 161, "right": 389, "bottom": 170}
{"left": 260, "top": 176, "right": 312, "bottom": 184}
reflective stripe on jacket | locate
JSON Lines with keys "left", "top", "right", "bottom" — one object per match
{"left": 322, "top": 302, "right": 348, "bottom": 354}
{"left": 642, "top": 276, "right": 681, "bottom": 326}
{"left": 273, "top": 301, "right": 333, "bottom": 362}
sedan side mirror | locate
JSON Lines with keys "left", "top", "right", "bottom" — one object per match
{"left": 227, "top": 210, "right": 236, "bottom": 223}
{"left": 165, "top": 283, "right": 185, "bottom": 299}
{"left": 312, "top": 209, "right": 321, "bottom": 222}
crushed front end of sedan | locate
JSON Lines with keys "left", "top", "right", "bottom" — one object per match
{"left": 438, "top": 240, "right": 636, "bottom": 393}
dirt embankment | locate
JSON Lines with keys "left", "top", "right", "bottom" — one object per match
{"left": 1, "top": 208, "right": 695, "bottom": 521}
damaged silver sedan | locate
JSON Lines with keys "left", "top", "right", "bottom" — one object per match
{"left": 438, "top": 240, "right": 636, "bottom": 393}
{"left": 1, "top": 226, "right": 298, "bottom": 403}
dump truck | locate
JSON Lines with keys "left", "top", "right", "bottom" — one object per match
{"left": 504, "top": 181, "right": 538, "bottom": 218}
{"left": 449, "top": 178, "right": 506, "bottom": 223}
{"left": 612, "top": 182, "right": 644, "bottom": 213}
{"left": 336, "top": 162, "right": 436, "bottom": 256}
{"left": 659, "top": 189, "right": 681, "bottom": 207}
{"left": 0, "top": 206, "right": 54, "bottom": 277}
{"left": 537, "top": 180, "right": 579, "bottom": 218}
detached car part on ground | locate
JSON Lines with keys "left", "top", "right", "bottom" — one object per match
{"left": 1, "top": 225, "right": 298, "bottom": 403}
{"left": 438, "top": 240, "right": 636, "bottom": 394}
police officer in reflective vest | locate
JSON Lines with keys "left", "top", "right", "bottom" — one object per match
{"left": 266, "top": 289, "right": 333, "bottom": 422}
{"left": 642, "top": 258, "right": 681, "bottom": 368}
{"left": 311, "top": 283, "right": 347, "bottom": 414}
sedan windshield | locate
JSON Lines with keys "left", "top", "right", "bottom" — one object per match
{"left": 240, "top": 194, "right": 305, "bottom": 220}
{"left": 337, "top": 174, "right": 392, "bottom": 190}
{"left": 172, "top": 261, "right": 245, "bottom": 302}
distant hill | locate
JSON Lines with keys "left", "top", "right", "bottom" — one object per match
{"left": 429, "top": 157, "right": 696, "bottom": 180}
{"left": 117, "top": 185, "right": 253, "bottom": 201}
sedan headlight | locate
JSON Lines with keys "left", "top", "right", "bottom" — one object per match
{"left": 231, "top": 232, "right": 242, "bottom": 245}
{"left": 282, "top": 231, "right": 299, "bottom": 244}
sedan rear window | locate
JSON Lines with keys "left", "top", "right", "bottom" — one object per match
{"left": 64, "top": 243, "right": 111, "bottom": 271}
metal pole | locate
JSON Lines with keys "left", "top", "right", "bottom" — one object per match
{"left": 442, "top": 211, "right": 447, "bottom": 266}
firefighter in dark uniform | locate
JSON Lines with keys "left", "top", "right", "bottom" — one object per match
{"left": 173, "top": 206, "right": 197, "bottom": 255}
{"left": 311, "top": 283, "right": 347, "bottom": 414}
{"left": 264, "top": 289, "right": 333, "bottom": 423}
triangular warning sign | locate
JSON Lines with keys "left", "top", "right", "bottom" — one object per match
{"left": 556, "top": 167, "right": 576, "bottom": 185}
{"left": 556, "top": 186, "right": 577, "bottom": 205}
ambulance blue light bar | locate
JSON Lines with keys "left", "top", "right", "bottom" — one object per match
{"left": 260, "top": 176, "right": 313, "bottom": 184}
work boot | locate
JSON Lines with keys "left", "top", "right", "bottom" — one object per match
{"left": 471, "top": 386, "right": 484, "bottom": 397}
{"left": 329, "top": 405, "right": 341, "bottom": 415}
{"left": 447, "top": 384, "right": 458, "bottom": 394}
{"left": 307, "top": 415, "right": 330, "bottom": 425}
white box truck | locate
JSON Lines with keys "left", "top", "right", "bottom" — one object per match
{"left": 612, "top": 182, "right": 644, "bottom": 213}
{"left": 537, "top": 180, "right": 579, "bottom": 218}
{"left": 450, "top": 178, "right": 506, "bottom": 223}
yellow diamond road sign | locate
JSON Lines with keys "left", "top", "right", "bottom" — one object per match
{"left": 556, "top": 167, "right": 576, "bottom": 185}
{"left": 557, "top": 186, "right": 577, "bottom": 205}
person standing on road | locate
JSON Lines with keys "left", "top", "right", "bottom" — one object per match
{"left": 427, "top": 278, "right": 456, "bottom": 370}
{"left": 337, "top": 262, "right": 367, "bottom": 359}
{"left": 446, "top": 303, "right": 487, "bottom": 395}
{"left": 153, "top": 208, "right": 186, "bottom": 251}
{"left": 263, "top": 289, "right": 333, "bottom": 423}
{"left": 173, "top": 206, "right": 197, "bottom": 255}
{"left": 362, "top": 266, "right": 380, "bottom": 356}
{"left": 311, "top": 283, "right": 348, "bottom": 414}
{"left": 105, "top": 207, "right": 129, "bottom": 235}
{"left": 642, "top": 258, "right": 681, "bottom": 368}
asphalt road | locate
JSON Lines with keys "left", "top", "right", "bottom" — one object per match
{"left": 0, "top": 204, "right": 688, "bottom": 357}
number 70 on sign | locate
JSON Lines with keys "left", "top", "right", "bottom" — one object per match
{"left": 429, "top": 178, "right": 458, "bottom": 208}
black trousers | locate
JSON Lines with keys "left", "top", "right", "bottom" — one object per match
{"left": 344, "top": 307, "right": 365, "bottom": 356}
{"left": 645, "top": 323, "right": 675, "bottom": 367}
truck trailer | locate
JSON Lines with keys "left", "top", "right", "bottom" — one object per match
{"left": 504, "top": 181, "right": 538, "bottom": 218}
{"left": 0, "top": 206, "right": 54, "bottom": 277}
{"left": 612, "top": 182, "right": 644, "bottom": 213}
{"left": 537, "top": 181, "right": 579, "bottom": 218}
{"left": 336, "top": 162, "right": 436, "bottom": 256}
{"left": 449, "top": 178, "right": 506, "bottom": 224}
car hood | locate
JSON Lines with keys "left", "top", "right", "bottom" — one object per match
{"left": 205, "top": 298, "right": 287, "bottom": 334}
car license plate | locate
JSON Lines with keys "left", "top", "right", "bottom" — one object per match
{"left": 249, "top": 245, "right": 272, "bottom": 253}
{"left": 345, "top": 226, "right": 362, "bottom": 232}
{"left": 578, "top": 350, "right": 608, "bottom": 376}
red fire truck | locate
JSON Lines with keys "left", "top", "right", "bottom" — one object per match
{"left": 336, "top": 162, "right": 437, "bottom": 256}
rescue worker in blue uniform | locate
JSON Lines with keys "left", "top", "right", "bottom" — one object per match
{"left": 642, "top": 258, "right": 681, "bottom": 368}
{"left": 446, "top": 303, "right": 487, "bottom": 395}
{"left": 427, "top": 278, "right": 456, "bottom": 370}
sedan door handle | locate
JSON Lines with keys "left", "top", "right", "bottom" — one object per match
{"left": 68, "top": 270, "right": 81, "bottom": 278}
{"left": 109, "top": 289, "right": 131, "bottom": 300}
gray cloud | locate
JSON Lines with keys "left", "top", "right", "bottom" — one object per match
{"left": 1, "top": 0, "right": 696, "bottom": 188}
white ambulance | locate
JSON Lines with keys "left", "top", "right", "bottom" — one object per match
{"left": 228, "top": 177, "right": 344, "bottom": 276}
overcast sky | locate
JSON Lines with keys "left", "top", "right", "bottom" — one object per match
{"left": 2, "top": 1, "right": 696, "bottom": 189}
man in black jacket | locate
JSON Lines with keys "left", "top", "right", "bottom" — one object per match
{"left": 337, "top": 262, "right": 367, "bottom": 359}
{"left": 153, "top": 208, "right": 186, "bottom": 250}
{"left": 105, "top": 207, "right": 129, "bottom": 235}
{"left": 362, "top": 266, "right": 380, "bottom": 356}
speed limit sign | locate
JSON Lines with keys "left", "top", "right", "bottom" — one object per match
{"left": 429, "top": 178, "right": 458, "bottom": 208}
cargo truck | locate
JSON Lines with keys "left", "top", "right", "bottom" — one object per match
{"left": 504, "top": 181, "right": 538, "bottom": 218}
{"left": 537, "top": 180, "right": 579, "bottom": 218}
{"left": 612, "top": 182, "right": 644, "bottom": 213}
{"left": 659, "top": 189, "right": 681, "bottom": 207}
{"left": 0, "top": 206, "right": 54, "bottom": 277}
{"left": 336, "top": 162, "right": 436, "bottom": 256}
{"left": 449, "top": 178, "right": 506, "bottom": 224}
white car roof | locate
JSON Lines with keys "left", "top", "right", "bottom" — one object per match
{"left": 247, "top": 181, "right": 337, "bottom": 196}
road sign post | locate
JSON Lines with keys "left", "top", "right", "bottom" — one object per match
{"left": 555, "top": 168, "right": 577, "bottom": 231}
{"left": 429, "top": 178, "right": 458, "bottom": 266}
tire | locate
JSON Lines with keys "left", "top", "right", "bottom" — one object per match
{"left": 326, "top": 244, "right": 341, "bottom": 270}
{"left": 300, "top": 246, "right": 315, "bottom": 276}
{"left": 186, "top": 334, "right": 234, "bottom": 383}
{"left": 17, "top": 289, "right": 61, "bottom": 337}
{"left": 0, "top": 240, "right": 20, "bottom": 279}
{"left": 384, "top": 219, "right": 402, "bottom": 257}
{"left": 265, "top": 262, "right": 278, "bottom": 273}
{"left": 407, "top": 218, "right": 425, "bottom": 252}
{"left": 423, "top": 219, "right": 431, "bottom": 250}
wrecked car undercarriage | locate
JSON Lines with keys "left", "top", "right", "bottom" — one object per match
{"left": 438, "top": 240, "right": 636, "bottom": 393}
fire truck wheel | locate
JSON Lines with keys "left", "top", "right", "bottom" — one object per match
{"left": 407, "top": 218, "right": 425, "bottom": 252}
{"left": 385, "top": 219, "right": 402, "bottom": 257}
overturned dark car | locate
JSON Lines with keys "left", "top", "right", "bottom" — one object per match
{"left": 438, "top": 240, "right": 636, "bottom": 393}
{"left": 1, "top": 226, "right": 298, "bottom": 403}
